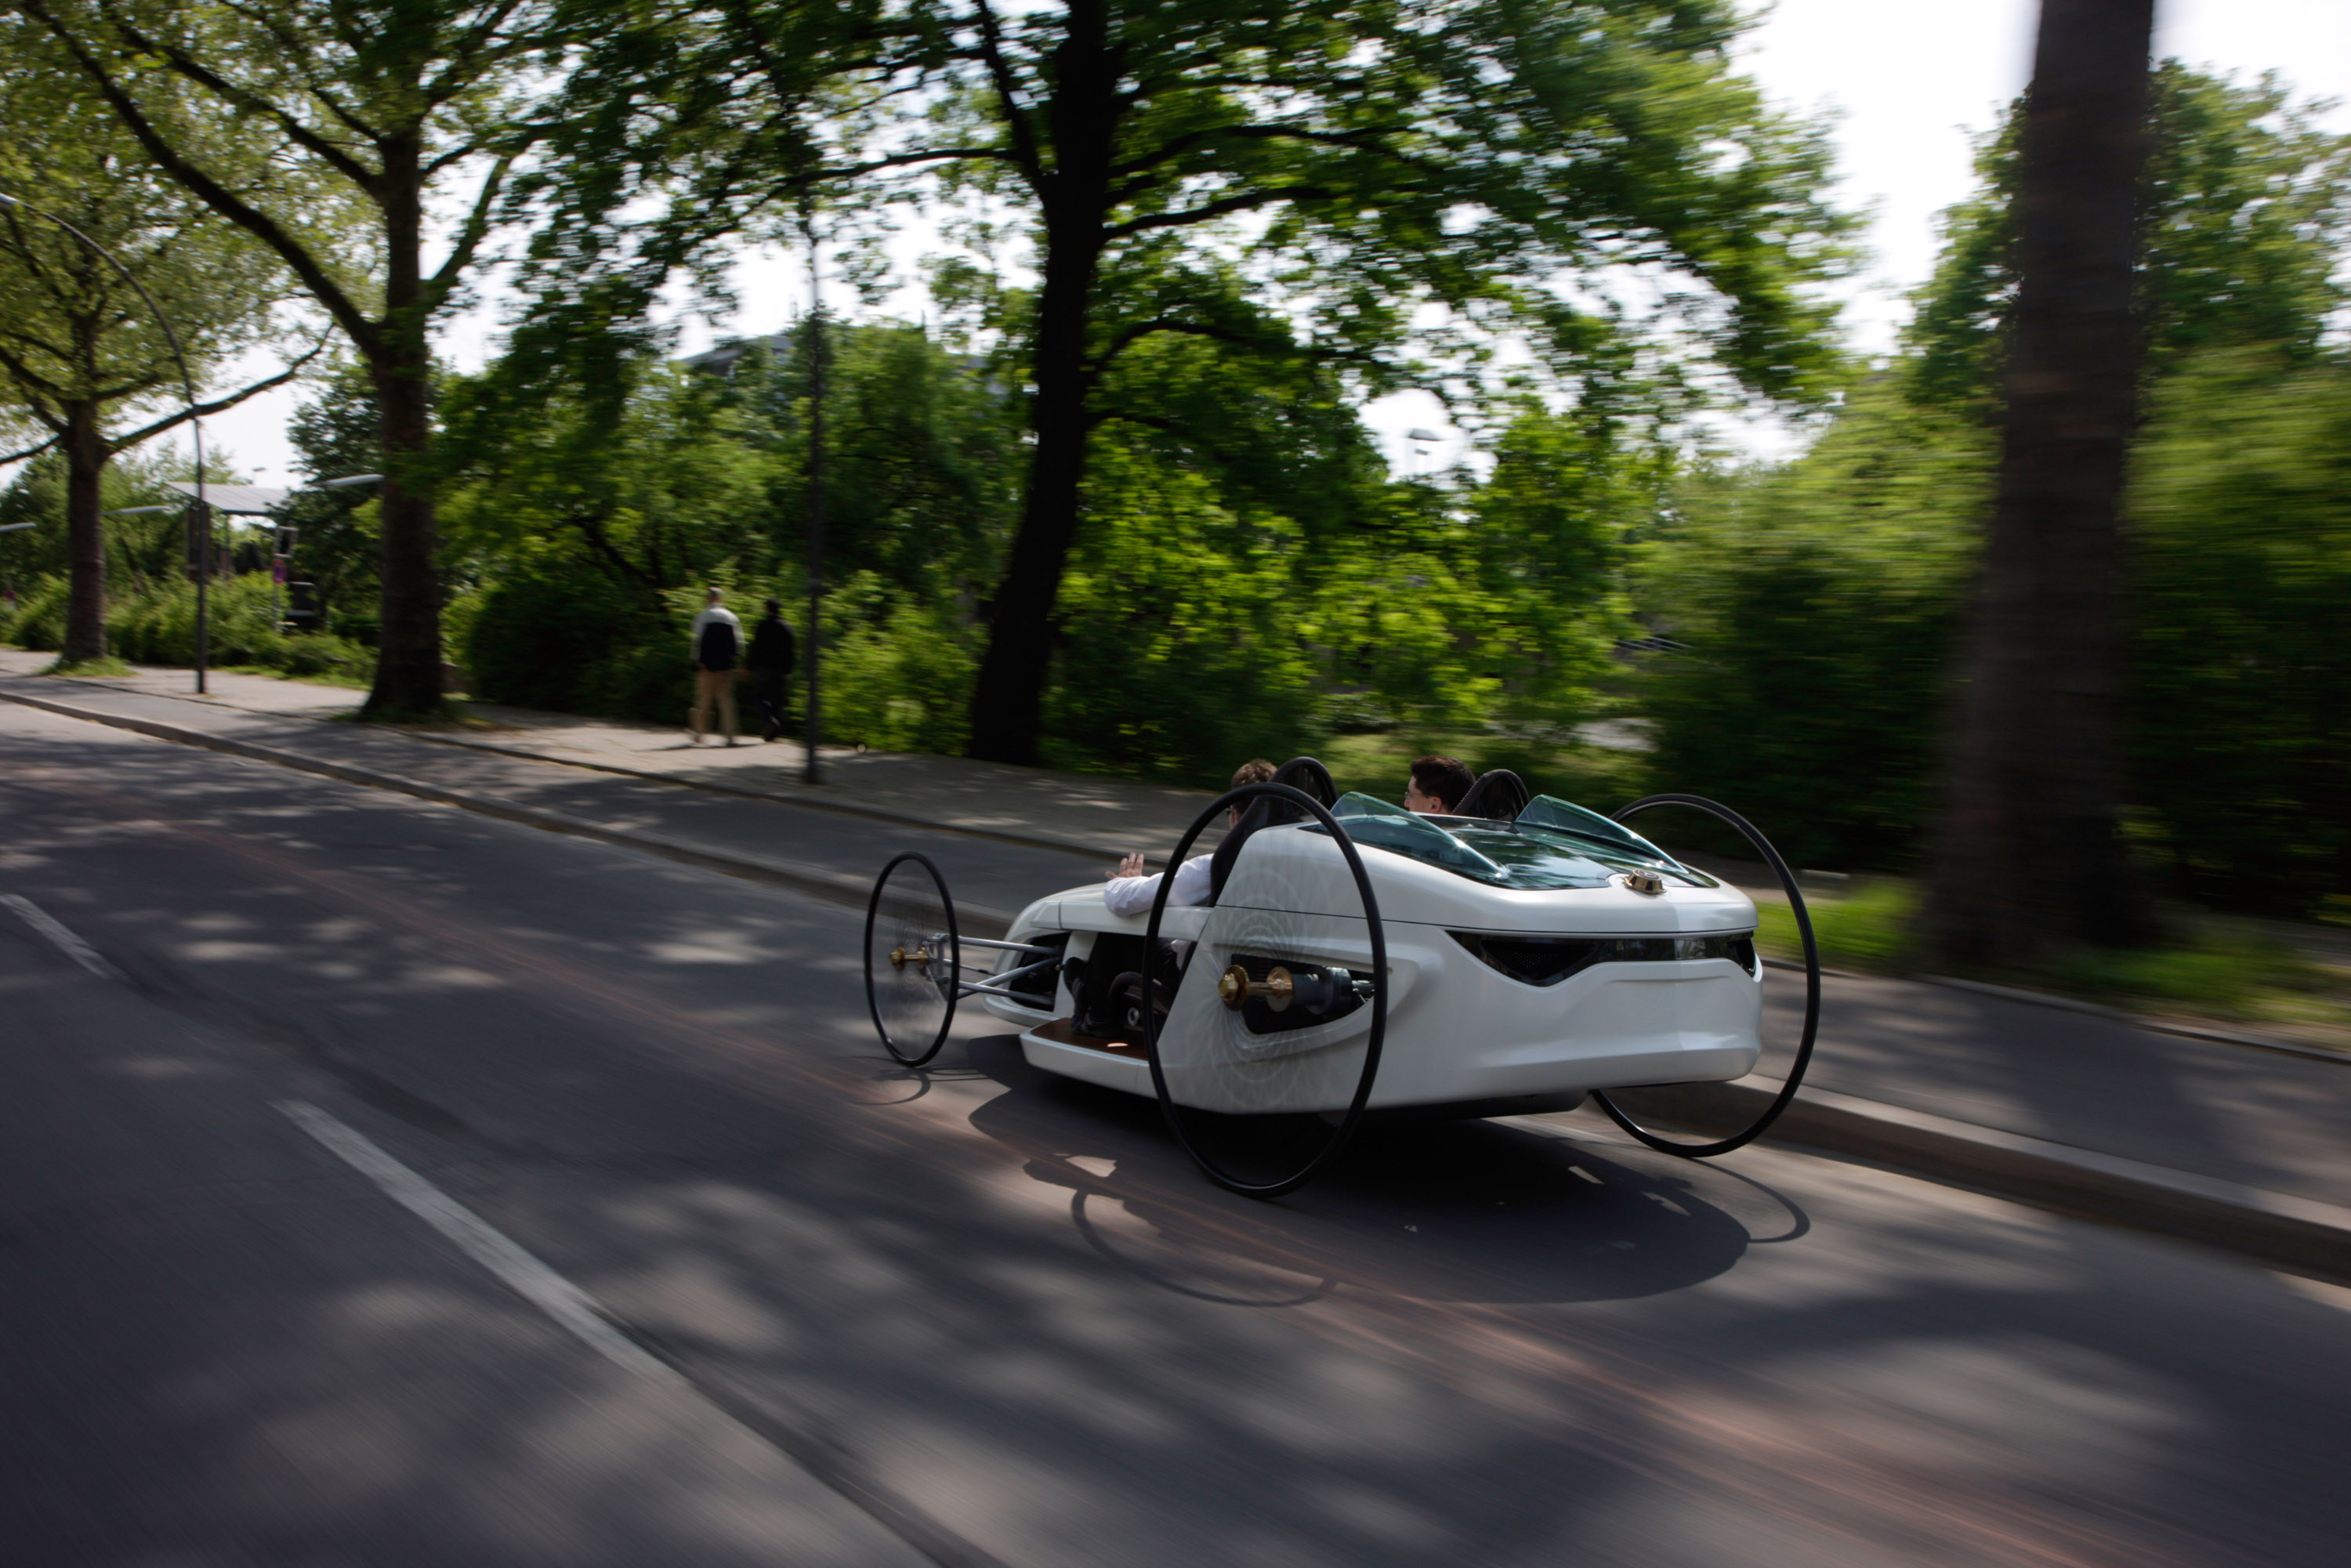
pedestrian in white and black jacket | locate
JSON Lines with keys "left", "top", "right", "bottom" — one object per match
{"left": 688, "top": 588, "right": 742, "bottom": 745}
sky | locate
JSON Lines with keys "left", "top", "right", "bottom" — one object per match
{"left": 144, "top": 0, "right": 2351, "bottom": 487}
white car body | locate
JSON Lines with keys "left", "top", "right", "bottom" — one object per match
{"left": 977, "top": 797, "right": 1764, "bottom": 1115}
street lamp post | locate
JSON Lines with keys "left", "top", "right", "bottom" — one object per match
{"left": 0, "top": 190, "right": 210, "bottom": 690}
{"left": 803, "top": 223, "right": 827, "bottom": 788}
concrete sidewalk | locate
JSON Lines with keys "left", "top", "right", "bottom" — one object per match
{"left": 0, "top": 653, "right": 1221, "bottom": 862}
{"left": 7, "top": 652, "right": 2349, "bottom": 1283}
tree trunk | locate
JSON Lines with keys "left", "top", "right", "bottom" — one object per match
{"left": 965, "top": 5, "right": 1122, "bottom": 765}
{"left": 360, "top": 158, "right": 444, "bottom": 718}
{"left": 965, "top": 227, "right": 1104, "bottom": 762}
{"left": 1921, "top": 0, "right": 2157, "bottom": 968}
{"left": 60, "top": 399, "right": 107, "bottom": 664}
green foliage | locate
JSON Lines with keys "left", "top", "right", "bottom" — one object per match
{"left": 1638, "top": 382, "right": 1988, "bottom": 871}
{"left": 1646, "top": 63, "right": 2351, "bottom": 920}
{"left": 1905, "top": 63, "right": 2351, "bottom": 411}
{"left": 2051, "top": 933, "right": 2320, "bottom": 1018}
{"left": 820, "top": 574, "right": 977, "bottom": 755}
{"left": 1751, "top": 878, "right": 2341, "bottom": 1037}
{"left": 0, "top": 14, "right": 298, "bottom": 443}
{"left": 2126, "top": 349, "right": 2351, "bottom": 915}
{"left": 438, "top": 309, "right": 1643, "bottom": 781}
{"left": 1040, "top": 397, "right": 1634, "bottom": 788}
{"left": 552, "top": 0, "right": 1857, "bottom": 411}
{"left": 1755, "top": 879, "right": 1922, "bottom": 972}
{"left": 1044, "top": 451, "right": 1331, "bottom": 784}
{"left": 1650, "top": 350, "right": 2351, "bottom": 915}
{"left": 281, "top": 360, "right": 387, "bottom": 643}
{"left": 450, "top": 324, "right": 1019, "bottom": 734}
{"left": 465, "top": 553, "right": 680, "bottom": 721}
{"left": 0, "top": 568, "right": 374, "bottom": 679}
{"left": 0, "top": 447, "right": 205, "bottom": 585}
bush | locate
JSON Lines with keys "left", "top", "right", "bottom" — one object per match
{"left": 1043, "top": 456, "right": 1329, "bottom": 784}
{"left": 0, "top": 574, "right": 70, "bottom": 649}
{"left": 0, "top": 570, "right": 374, "bottom": 681}
{"left": 466, "top": 559, "right": 683, "bottom": 722}
{"left": 820, "top": 574, "right": 977, "bottom": 754}
{"left": 2126, "top": 352, "right": 2351, "bottom": 918}
{"left": 1638, "top": 388, "right": 1984, "bottom": 871}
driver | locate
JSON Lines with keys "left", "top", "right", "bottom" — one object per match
{"left": 1404, "top": 755, "right": 1475, "bottom": 815}
{"left": 1103, "top": 759, "right": 1277, "bottom": 917}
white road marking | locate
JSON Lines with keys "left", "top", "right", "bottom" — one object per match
{"left": 2, "top": 893, "right": 126, "bottom": 981}
{"left": 276, "top": 1099, "right": 675, "bottom": 1382}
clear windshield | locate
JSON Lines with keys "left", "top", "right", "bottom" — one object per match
{"left": 1514, "top": 796, "right": 1699, "bottom": 876}
{"left": 1327, "top": 792, "right": 1714, "bottom": 891}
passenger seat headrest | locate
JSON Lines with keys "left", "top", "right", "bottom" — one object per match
{"left": 1454, "top": 768, "right": 1531, "bottom": 823}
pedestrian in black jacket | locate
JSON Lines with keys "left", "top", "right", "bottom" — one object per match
{"left": 747, "top": 598, "right": 797, "bottom": 743}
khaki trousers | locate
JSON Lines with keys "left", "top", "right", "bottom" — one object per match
{"left": 690, "top": 668, "right": 738, "bottom": 741}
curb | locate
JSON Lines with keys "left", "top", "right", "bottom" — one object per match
{"left": 1922, "top": 973, "right": 2349, "bottom": 1066}
{"left": 1600, "top": 1080, "right": 2351, "bottom": 1285}
{"left": 1759, "top": 958, "right": 2346, "bottom": 1067}
{"left": 13, "top": 679, "right": 2348, "bottom": 1281}
{"left": 11, "top": 671, "right": 1193, "bottom": 871}
{"left": 0, "top": 685, "right": 1020, "bottom": 936}
{"left": 362, "top": 726, "right": 1161, "bottom": 869}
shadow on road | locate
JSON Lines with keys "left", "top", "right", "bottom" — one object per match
{"left": 951, "top": 1031, "right": 1775, "bottom": 1307}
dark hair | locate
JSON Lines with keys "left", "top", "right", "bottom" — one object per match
{"left": 1230, "top": 758, "right": 1277, "bottom": 789}
{"left": 1409, "top": 755, "right": 1475, "bottom": 812}
{"left": 763, "top": 597, "right": 781, "bottom": 615}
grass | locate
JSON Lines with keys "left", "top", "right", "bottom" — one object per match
{"left": 1751, "top": 876, "right": 2351, "bottom": 1049}
{"left": 1756, "top": 878, "right": 1924, "bottom": 972}
{"left": 339, "top": 698, "right": 500, "bottom": 730}
{"left": 214, "top": 661, "right": 372, "bottom": 690}
{"left": 41, "top": 654, "right": 134, "bottom": 678}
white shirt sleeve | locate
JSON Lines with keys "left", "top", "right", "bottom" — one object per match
{"left": 1168, "top": 853, "right": 1215, "bottom": 907}
{"left": 1103, "top": 853, "right": 1214, "bottom": 918}
{"left": 1103, "top": 873, "right": 1159, "bottom": 918}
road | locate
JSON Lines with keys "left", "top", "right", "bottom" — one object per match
{"left": 4, "top": 699, "right": 2348, "bottom": 1566}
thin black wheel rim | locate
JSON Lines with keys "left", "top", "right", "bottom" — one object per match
{"left": 1143, "top": 782, "right": 1387, "bottom": 1199}
{"left": 1587, "top": 794, "right": 1820, "bottom": 1157}
{"left": 864, "top": 851, "right": 960, "bottom": 1066}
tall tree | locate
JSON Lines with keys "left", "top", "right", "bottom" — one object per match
{"left": 22, "top": 0, "right": 579, "bottom": 713}
{"left": 1906, "top": 61, "right": 2351, "bottom": 414}
{"left": 540, "top": 0, "right": 1853, "bottom": 762}
{"left": 0, "top": 19, "right": 311, "bottom": 664}
{"left": 1920, "top": 0, "right": 2157, "bottom": 966}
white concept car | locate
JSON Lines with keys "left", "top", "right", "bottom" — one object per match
{"left": 864, "top": 762, "right": 1819, "bottom": 1195}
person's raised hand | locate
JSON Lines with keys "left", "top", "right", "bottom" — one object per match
{"left": 1114, "top": 852, "right": 1147, "bottom": 879}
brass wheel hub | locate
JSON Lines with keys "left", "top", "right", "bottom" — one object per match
{"left": 1218, "top": 963, "right": 1295, "bottom": 1011}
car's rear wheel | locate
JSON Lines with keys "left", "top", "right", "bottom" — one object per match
{"left": 1143, "top": 783, "right": 1388, "bottom": 1199}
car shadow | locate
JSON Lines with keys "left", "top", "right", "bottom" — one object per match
{"left": 956, "top": 1032, "right": 1778, "bottom": 1307}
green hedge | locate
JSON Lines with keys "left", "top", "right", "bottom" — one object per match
{"left": 465, "top": 561, "right": 684, "bottom": 722}
{"left": 0, "top": 571, "right": 375, "bottom": 681}
{"left": 1640, "top": 355, "right": 2351, "bottom": 919}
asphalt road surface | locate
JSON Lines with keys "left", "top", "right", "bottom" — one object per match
{"left": 5, "top": 700, "right": 2349, "bottom": 1567}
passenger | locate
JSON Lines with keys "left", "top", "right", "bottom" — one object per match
{"left": 1403, "top": 754, "right": 1475, "bottom": 816}
{"left": 1103, "top": 759, "right": 1277, "bottom": 917}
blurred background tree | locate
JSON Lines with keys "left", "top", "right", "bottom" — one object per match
{"left": 24, "top": 0, "right": 574, "bottom": 714}
{"left": 1639, "top": 56, "right": 2351, "bottom": 922}
{"left": 5, "top": 1, "right": 2342, "bottom": 941}
{"left": 0, "top": 16, "right": 318, "bottom": 664}
{"left": 532, "top": 0, "right": 1854, "bottom": 763}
